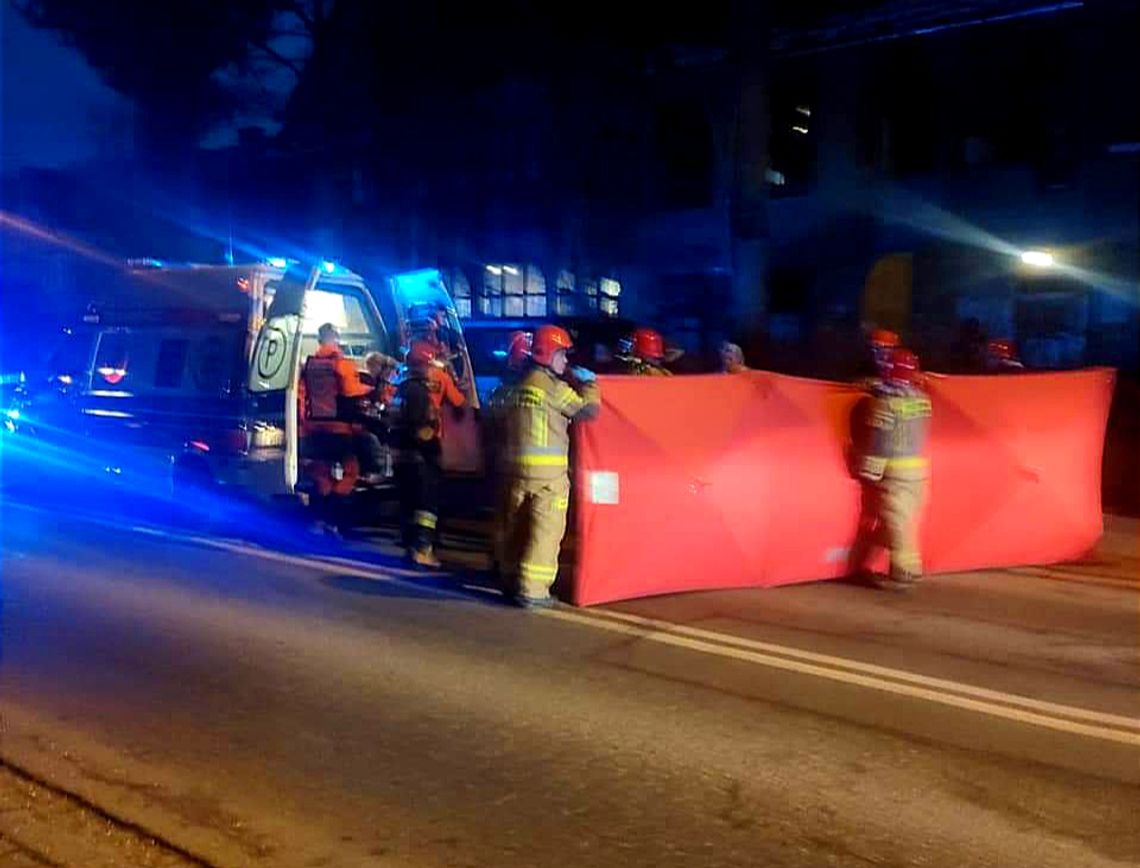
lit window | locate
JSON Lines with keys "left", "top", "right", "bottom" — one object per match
{"left": 583, "top": 280, "right": 598, "bottom": 311}
{"left": 303, "top": 289, "right": 349, "bottom": 331}
{"left": 526, "top": 265, "right": 547, "bottom": 317}
{"left": 556, "top": 270, "right": 575, "bottom": 316}
{"left": 503, "top": 264, "right": 525, "bottom": 317}
{"left": 482, "top": 265, "right": 504, "bottom": 317}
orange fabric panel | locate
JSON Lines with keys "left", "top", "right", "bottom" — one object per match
{"left": 570, "top": 369, "right": 1115, "bottom": 606}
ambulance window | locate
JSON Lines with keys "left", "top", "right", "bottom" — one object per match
{"left": 301, "top": 286, "right": 383, "bottom": 360}
{"left": 155, "top": 339, "right": 189, "bottom": 388}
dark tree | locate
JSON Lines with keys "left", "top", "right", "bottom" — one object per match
{"left": 15, "top": 0, "right": 300, "bottom": 152}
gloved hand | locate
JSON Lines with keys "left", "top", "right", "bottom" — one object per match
{"left": 569, "top": 366, "right": 597, "bottom": 384}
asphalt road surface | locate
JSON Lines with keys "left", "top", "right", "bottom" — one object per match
{"left": 1, "top": 503, "right": 1137, "bottom": 868}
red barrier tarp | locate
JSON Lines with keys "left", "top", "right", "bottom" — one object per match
{"left": 571, "top": 368, "right": 1115, "bottom": 606}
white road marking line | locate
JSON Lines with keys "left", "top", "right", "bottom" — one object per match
{"left": 539, "top": 608, "right": 1140, "bottom": 747}
{"left": 8, "top": 500, "right": 1139, "bottom": 745}
{"left": 564, "top": 606, "right": 1140, "bottom": 731}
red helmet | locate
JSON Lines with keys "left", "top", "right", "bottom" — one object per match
{"left": 869, "top": 328, "right": 900, "bottom": 349}
{"left": 987, "top": 339, "right": 1015, "bottom": 361}
{"left": 632, "top": 327, "right": 665, "bottom": 362}
{"left": 887, "top": 348, "right": 921, "bottom": 384}
{"left": 406, "top": 340, "right": 437, "bottom": 369}
{"left": 531, "top": 324, "right": 574, "bottom": 367}
{"left": 506, "top": 330, "right": 533, "bottom": 370}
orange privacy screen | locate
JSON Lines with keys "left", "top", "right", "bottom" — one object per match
{"left": 570, "top": 368, "right": 1115, "bottom": 606}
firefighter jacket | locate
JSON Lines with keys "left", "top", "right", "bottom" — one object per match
{"left": 426, "top": 364, "right": 466, "bottom": 412}
{"left": 505, "top": 366, "right": 600, "bottom": 480}
{"left": 299, "top": 345, "right": 371, "bottom": 435}
{"left": 860, "top": 382, "right": 932, "bottom": 482}
{"left": 393, "top": 374, "right": 442, "bottom": 464}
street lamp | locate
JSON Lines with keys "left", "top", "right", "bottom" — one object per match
{"left": 1020, "top": 250, "right": 1054, "bottom": 268}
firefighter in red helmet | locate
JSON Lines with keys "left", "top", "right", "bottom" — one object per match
{"left": 855, "top": 347, "right": 933, "bottom": 591}
{"left": 499, "top": 324, "right": 601, "bottom": 607}
{"left": 870, "top": 328, "right": 900, "bottom": 370}
{"left": 619, "top": 327, "right": 672, "bottom": 376}
{"left": 985, "top": 338, "right": 1025, "bottom": 373}
{"left": 392, "top": 340, "right": 461, "bottom": 567}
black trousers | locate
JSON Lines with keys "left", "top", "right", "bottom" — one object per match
{"left": 396, "top": 456, "right": 441, "bottom": 552}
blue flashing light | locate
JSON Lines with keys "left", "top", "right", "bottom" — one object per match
{"left": 322, "top": 260, "right": 336, "bottom": 274}
{"left": 492, "top": 350, "right": 508, "bottom": 359}
{"left": 267, "top": 257, "right": 289, "bottom": 269}
{"left": 392, "top": 269, "right": 446, "bottom": 305}
{"left": 5, "top": 408, "right": 20, "bottom": 420}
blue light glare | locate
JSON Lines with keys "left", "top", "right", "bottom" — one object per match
{"left": 322, "top": 261, "right": 336, "bottom": 273}
{"left": 392, "top": 269, "right": 447, "bottom": 307}
{"left": 6, "top": 408, "right": 20, "bottom": 420}
{"left": 267, "top": 257, "right": 289, "bottom": 268}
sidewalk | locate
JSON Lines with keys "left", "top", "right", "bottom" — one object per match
{"left": 0, "top": 763, "right": 198, "bottom": 868}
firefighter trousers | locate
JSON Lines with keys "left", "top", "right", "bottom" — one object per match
{"left": 499, "top": 474, "right": 571, "bottom": 601}
{"left": 879, "top": 476, "right": 926, "bottom": 580}
{"left": 396, "top": 457, "right": 441, "bottom": 553}
{"left": 849, "top": 476, "right": 926, "bottom": 582}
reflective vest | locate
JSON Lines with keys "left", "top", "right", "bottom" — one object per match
{"left": 303, "top": 355, "right": 341, "bottom": 422}
{"left": 865, "top": 383, "right": 932, "bottom": 480}
{"left": 505, "top": 366, "right": 600, "bottom": 480}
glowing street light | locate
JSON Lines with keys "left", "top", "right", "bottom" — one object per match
{"left": 1020, "top": 250, "right": 1055, "bottom": 268}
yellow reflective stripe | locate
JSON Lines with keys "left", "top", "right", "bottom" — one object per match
{"left": 886, "top": 457, "right": 928, "bottom": 469}
{"left": 516, "top": 386, "right": 544, "bottom": 406}
{"left": 413, "top": 510, "right": 438, "bottom": 529}
{"left": 889, "top": 397, "right": 932, "bottom": 419}
{"left": 517, "top": 454, "right": 569, "bottom": 467}
{"left": 554, "top": 384, "right": 584, "bottom": 415}
{"left": 555, "top": 497, "right": 569, "bottom": 510}
{"left": 520, "top": 561, "right": 558, "bottom": 577}
{"left": 535, "top": 404, "right": 547, "bottom": 446}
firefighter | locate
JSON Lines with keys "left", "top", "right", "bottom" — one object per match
{"left": 487, "top": 331, "right": 532, "bottom": 578}
{"left": 719, "top": 341, "right": 748, "bottom": 374}
{"left": 298, "top": 323, "right": 385, "bottom": 484}
{"left": 490, "top": 331, "right": 532, "bottom": 402}
{"left": 501, "top": 324, "right": 600, "bottom": 608}
{"left": 408, "top": 302, "right": 461, "bottom": 381}
{"left": 618, "top": 327, "right": 672, "bottom": 376}
{"left": 985, "top": 339, "right": 1025, "bottom": 373}
{"left": 869, "top": 328, "right": 900, "bottom": 378}
{"left": 856, "top": 348, "right": 933, "bottom": 590}
{"left": 392, "top": 341, "right": 449, "bottom": 568}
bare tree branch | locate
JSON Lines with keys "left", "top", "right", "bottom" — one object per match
{"left": 249, "top": 40, "right": 303, "bottom": 75}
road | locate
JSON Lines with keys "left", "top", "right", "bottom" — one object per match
{"left": 1, "top": 503, "right": 1138, "bottom": 868}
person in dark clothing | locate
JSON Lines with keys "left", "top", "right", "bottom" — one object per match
{"left": 393, "top": 341, "right": 448, "bottom": 567}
